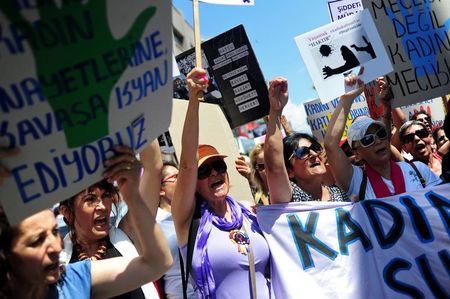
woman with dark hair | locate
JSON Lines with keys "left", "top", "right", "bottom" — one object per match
{"left": 0, "top": 143, "right": 172, "bottom": 299}
{"left": 172, "top": 68, "right": 271, "bottom": 298}
{"left": 59, "top": 142, "right": 164, "bottom": 299}
{"left": 264, "top": 77, "right": 349, "bottom": 203}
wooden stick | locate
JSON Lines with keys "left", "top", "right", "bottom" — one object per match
{"left": 193, "top": 0, "right": 202, "bottom": 68}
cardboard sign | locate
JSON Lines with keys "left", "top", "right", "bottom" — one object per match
{"left": 327, "top": 0, "right": 364, "bottom": 22}
{"left": 401, "top": 97, "right": 446, "bottom": 129}
{"left": 0, "top": 1, "right": 173, "bottom": 224}
{"left": 304, "top": 94, "right": 369, "bottom": 142}
{"left": 176, "top": 25, "right": 270, "bottom": 128}
{"left": 258, "top": 184, "right": 450, "bottom": 298}
{"left": 295, "top": 9, "right": 393, "bottom": 103}
{"left": 361, "top": 0, "right": 450, "bottom": 107}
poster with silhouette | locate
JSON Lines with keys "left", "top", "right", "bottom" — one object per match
{"left": 0, "top": 1, "right": 172, "bottom": 224}
{"left": 176, "top": 25, "right": 270, "bottom": 129}
{"left": 295, "top": 9, "right": 392, "bottom": 103}
{"left": 361, "top": 0, "right": 450, "bottom": 107}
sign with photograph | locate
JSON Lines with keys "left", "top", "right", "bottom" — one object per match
{"left": 295, "top": 9, "right": 393, "bottom": 103}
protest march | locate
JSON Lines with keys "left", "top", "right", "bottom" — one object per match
{"left": 0, "top": 0, "right": 449, "bottom": 298}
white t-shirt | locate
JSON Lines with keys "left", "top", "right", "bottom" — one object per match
{"left": 348, "top": 161, "right": 442, "bottom": 200}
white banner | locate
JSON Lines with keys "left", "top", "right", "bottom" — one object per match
{"left": 257, "top": 184, "right": 450, "bottom": 298}
{"left": 0, "top": 1, "right": 172, "bottom": 224}
{"left": 198, "top": 0, "right": 254, "bottom": 5}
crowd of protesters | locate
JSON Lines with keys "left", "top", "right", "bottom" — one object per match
{"left": 1, "top": 65, "right": 449, "bottom": 299}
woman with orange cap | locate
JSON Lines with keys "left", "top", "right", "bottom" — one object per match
{"left": 172, "top": 68, "right": 271, "bottom": 299}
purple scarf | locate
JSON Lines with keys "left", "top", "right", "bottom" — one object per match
{"left": 192, "top": 196, "right": 258, "bottom": 299}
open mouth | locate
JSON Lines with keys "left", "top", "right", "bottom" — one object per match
{"left": 310, "top": 161, "right": 321, "bottom": 167}
{"left": 45, "top": 261, "right": 59, "bottom": 272}
{"left": 415, "top": 143, "right": 426, "bottom": 151}
{"left": 94, "top": 216, "right": 108, "bottom": 227}
{"left": 210, "top": 179, "right": 224, "bottom": 189}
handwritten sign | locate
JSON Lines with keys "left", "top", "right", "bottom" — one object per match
{"left": 0, "top": 1, "right": 172, "bottom": 224}
{"left": 304, "top": 94, "right": 368, "bottom": 142}
{"left": 258, "top": 184, "right": 450, "bottom": 298}
{"left": 361, "top": 0, "right": 450, "bottom": 107}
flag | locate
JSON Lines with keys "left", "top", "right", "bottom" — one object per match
{"left": 198, "top": 0, "right": 254, "bottom": 5}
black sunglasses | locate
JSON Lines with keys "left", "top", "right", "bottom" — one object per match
{"left": 255, "top": 163, "right": 265, "bottom": 171}
{"left": 198, "top": 159, "right": 227, "bottom": 180}
{"left": 402, "top": 128, "right": 429, "bottom": 144}
{"left": 289, "top": 143, "right": 323, "bottom": 160}
{"left": 358, "top": 127, "right": 388, "bottom": 147}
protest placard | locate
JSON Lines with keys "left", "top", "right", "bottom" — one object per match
{"left": 176, "top": 25, "right": 270, "bottom": 128}
{"left": 361, "top": 0, "right": 450, "bottom": 107}
{"left": 0, "top": 1, "right": 172, "bottom": 224}
{"left": 295, "top": 9, "right": 393, "bottom": 103}
{"left": 258, "top": 184, "right": 450, "bottom": 298}
{"left": 327, "top": 0, "right": 364, "bottom": 22}
{"left": 401, "top": 97, "right": 446, "bottom": 129}
{"left": 304, "top": 94, "right": 368, "bottom": 142}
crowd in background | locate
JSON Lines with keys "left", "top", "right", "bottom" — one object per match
{"left": 0, "top": 66, "right": 449, "bottom": 299}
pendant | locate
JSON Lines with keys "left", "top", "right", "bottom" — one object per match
{"left": 229, "top": 229, "right": 250, "bottom": 256}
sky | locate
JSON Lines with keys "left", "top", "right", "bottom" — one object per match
{"left": 172, "top": 0, "right": 332, "bottom": 131}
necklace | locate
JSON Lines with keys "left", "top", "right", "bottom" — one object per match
{"left": 76, "top": 239, "right": 108, "bottom": 261}
{"left": 229, "top": 228, "right": 250, "bottom": 255}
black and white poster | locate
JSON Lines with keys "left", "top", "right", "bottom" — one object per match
{"left": 176, "top": 25, "right": 269, "bottom": 128}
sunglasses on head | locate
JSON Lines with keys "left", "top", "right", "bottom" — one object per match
{"left": 289, "top": 143, "right": 323, "bottom": 160}
{"left": 358, "top": 127, "right": 388, "bottom": 148}
{"left": 255, "top": 163, "right": 265, "bottom": 171}
{"left": 198, "top": 159, "right": 227, "bottom": 180}
{"left": 402, "top": 128, "right": 429, "bottom": 144}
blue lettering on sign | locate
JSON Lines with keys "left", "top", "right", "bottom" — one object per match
{"left": 383, "top": 250, "right": 450, "bottom": 298}
{"left": 11, "top": 117, "right": 148, "bottom": 203}
{"left": 286, "top": 212, "right": 338, "bottom": 270}
{"left": 399, "top": 195, "right": 434, "bottom": 243}
{"left": 335, "top": 208, "right": 373, "bottom": 255}
{"left": 386, "top": 2, "right": 450, "bottom": 76}
{"left": 361, "top": 199, "right": 405, "bottom": 249}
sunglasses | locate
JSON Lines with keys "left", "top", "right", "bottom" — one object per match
{"left": 402, "top": 128, "right": 429, "bottom": 144}
{"left": 438, "top": 135, "right": 447, "bottom": 143}
{"left": 358, "top": 127, "right": 388, "bottom": 148}
{"left": 198, "top": 159, "right": 227, "bottom": 180}
{"left": 255, "top": 163, "right": 265, "bottom": 171}
{"left": 289, "top": 143, "right": 323, "bottom": 160}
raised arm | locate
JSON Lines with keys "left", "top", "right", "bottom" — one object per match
{"left": 90, "top": 145, "right": 172, "bottom": 298}
{"left": 264, "top": 77, "right": 292, "bottom": 203}
{"left": 119, "top": 139, "right": 163, "bottom": 249}
{"left": 324, "top": 75, "right": 364, "bottom": 192}
{"left": 172, "top": 67, "right": 208, "bottom": 246}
